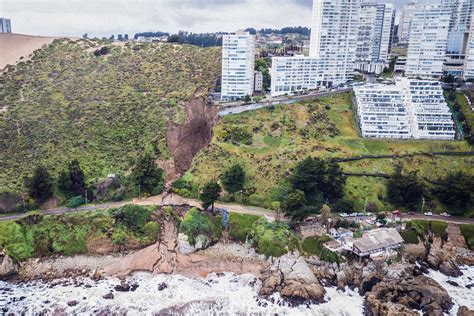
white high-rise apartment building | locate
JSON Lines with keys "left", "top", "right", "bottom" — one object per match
{"left": 405, "top": 5, "right": 451, "bottom": 79}
{"left": 221, "top": 30, "right": 255, "bottom": 101}
{"left": 270, "top": 56, "right": 321, "bottom": 96}
{"left": 463, "top": 21, "right": 474, "bottom": 80}
{"left": 0, "top": 18, "right": 11, "bottom": 33}
{"left": 355, "top": 3, "right": 396, "bottom": 74}
{"left": 270, "top": 0, "right": 359, "bottom": 96}
{"left": 354, "top": 78, "right": 455, "bottom": 140}
{"left": 309, "top": 0, "right": 360, "bottom": 87}
{"left": 398, "top": 2, "right": 421, "bottom": 45}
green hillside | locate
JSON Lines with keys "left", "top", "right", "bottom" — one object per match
{"left": 188, "top": 93, "right": 473, "bottom": 213}
{"left": 0, "top": 39, "right": 221, "bottom": 192}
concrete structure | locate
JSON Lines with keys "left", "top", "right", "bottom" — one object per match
{"left": 355, "top": 3, "right": 396, "bottom": 74}
{"left": 352, "top": 228, "right": 404, "bottom": 257}
{"left": 443, "top": 0, "right": 474, "bottom": 77}
{"left": 464, "top": 21, "right": 474, "bottom": 80}
{"left": 330, "top": 228, "right": 354, "bottom": 240}
{"left": 405, "top": 5, "right": 451, "bottom": 79}
{"left": 254, "top": 71, "right": 264, "bottom": 93}
{"left": 398, "top": 1, "right": 421, "bottom": 45}
{"left": 0, "top": 18, "right": 11, "bottom": 33}
{"left": 270, "top": 56, "right": 321, "bottom": 96}
{"left": 271, "top": 0, "right": 360, "bottom": 96}
{"left": 354, "top": 78, "right": 455, "bottom": 140}
{"left": 221, "top": 30, "right": 255, "bottom": 101}
{"left": 310, "top": 0, "right": 360, "bottom": 87}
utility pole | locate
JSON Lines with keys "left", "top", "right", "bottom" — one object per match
{"left": 363, "top": 197, "right": 368, "bottom": 212}
{"left": 85, "top": 190, "right": 88, "bottom": 204}
{"left": 138, "top": 184, "right": 141, "bottom": 199}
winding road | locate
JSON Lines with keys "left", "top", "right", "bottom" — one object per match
{"left": 1, "top": 193, "right": 473, "bottom": 225}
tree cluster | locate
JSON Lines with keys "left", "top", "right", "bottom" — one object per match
{"left": 279, "top": 157, "right": 346, "bottom": 221}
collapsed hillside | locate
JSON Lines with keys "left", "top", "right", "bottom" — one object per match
{"left": 0, "top": 38, "right": 221, "bottom": 191}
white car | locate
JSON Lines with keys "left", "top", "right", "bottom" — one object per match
{"left": 340, "top": 213, "right": 348, "bottom": 218}
{"left": 424, "top": 212, "right": 433, "bottom": 216}
{"left": 440, "top": 212, "right": 451, "bottom": 217}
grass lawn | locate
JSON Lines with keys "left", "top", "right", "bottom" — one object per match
{"left": 189, "top": 92, "right": 473, "bottom": 213}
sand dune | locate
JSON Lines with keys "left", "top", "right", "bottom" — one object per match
{"left": 0, "top": 33, "right": 64, "bottom": 70}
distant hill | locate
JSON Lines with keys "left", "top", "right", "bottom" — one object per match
{"left": 0, "top": 33, "right": 69, "bottom": 70}
{"left": 0, "top": 38, "right": 221, "bottom": 192}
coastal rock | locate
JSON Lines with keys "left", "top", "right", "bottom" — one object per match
{"left": 67, "top": 300, "right": 79, "bottom": 307}
{"left": 103, "top": 292, "right": 114, "bottom": 300}
{"left": 0, "top": 254, "right": 18, "bottom": 280}
{"left": 365, "top": 275, "right": 453, "bottom": 315}
{"left": 403, "top": 242, "right": 427, "bottom": 263}
{"left": 177, "top": 233, "right": 209, "bottom": 255}
{"left": 457, "top": 306, "right": 474, "bottom": 316}
{"left": 280, "top": 279, "right": 325, "bottom": 303}
{"left": 158, "top": 282, "right": 168, "bottom": 291}
{"left": 114, "top": 281, "right": 131, "bottom": 292}
{"left": 274, "top": 253, "right": 317, "bottom": 284}
{"left": 427, "top": 238, "right": 462, "bottom": 277}
{"left": 261, "top": 253, "right": 326, "bottom": 303}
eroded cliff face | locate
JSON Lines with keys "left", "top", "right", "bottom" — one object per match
{"left": 102, "top": 217, "right": 263, "bottom": 279}
{"left": 162, "top": 97, "right": 218, "bottom": 182}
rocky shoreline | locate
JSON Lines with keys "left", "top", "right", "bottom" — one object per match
{"left": 1, "top": 217, "right": 474, "bottom": 315}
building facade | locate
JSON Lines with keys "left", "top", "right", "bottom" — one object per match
{"left": 355, "top": 3, "right": 396, "bottom": 74}
{"left": 354, "top": 78, "right": 455, "bottom": 140}
{"left": 0, "top": 18, "right": 11, "bottom": 33}
{"left": 405, "top": 5, "right": 451, "bottom": 79}
{"left": 221, "top": 31, "right": 255, "bottom": 101}
{"left": 398, "top": 1, "right": 421, "bottom": 46}
{"left": 254, "top": 71, "right": 264, "bottom": 93}
{"left": 270, "top": 56, "right": 321, "bottom": 96}
{"left": 309, "top": 0, "right": 360, "bottom": 87}
{"left": 463, "top": 21, "right": 474, "bottom": 80}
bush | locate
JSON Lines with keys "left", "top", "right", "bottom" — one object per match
{"left": 400, "top": 229, "right": 419, "bottom": 244}
{"left": 406, "top": 220, "right": 429, "bottom": 239}
{"left": 179, "top": 208, "right": 212, "bottom": 245}
{"left": 109, "top": 205, "right": 153, "bottom": 233}
{"left": 143, "top": 222, "right": 160, "bottom": 242}
{"left": 0, "top": 222, "right": 32, "bottom": 261}
{"left": 66, "top": 196, "right": 86, "bottom": 208}
{"left": 430, "top": 221, "right": 448, "bottom": 238}
{"left": 301, "top": 235, "right": 331, "bottom": 256}
{"left": 250, "top": 218, "right": 299, "bottom": 257}
{"left": 228, "top": 213, "right": 260, "bottom": 242}
{"left": 112, "top": 228, "right": 129, "bottom": 245}
{"left": 460, "top": 224, "right": 474, "bottom": 249}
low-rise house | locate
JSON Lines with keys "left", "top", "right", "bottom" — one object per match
{"left": 330, "top": 228, "right": 354, "bottom": 240}
{"left": 352, "top": 228, "right": 404, "bottom": 257}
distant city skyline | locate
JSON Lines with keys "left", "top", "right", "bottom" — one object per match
{"left": 1, "top": 0, "right": 439, "bottom": 38}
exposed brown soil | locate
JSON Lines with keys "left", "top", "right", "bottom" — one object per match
{"left": 163, "top": 97, "right": 218, "bottom": 182}
{"left": 103, "top": 218, "right": 263, "bottom": 278}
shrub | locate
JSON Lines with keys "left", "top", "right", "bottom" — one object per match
{"left": 162, "top": 206, "right": 181, "bottom": 223}
{"left": 143, "top": 222, "right": 160, "bottom": 242}
{"left": 109, "top": 205, "right": 153, "bottom": 233}
{"left": 179, "top": 208, "right": 212, "bottom": 245}
{"left": 460, "top": 224, "right": 474, "bottom": 249}
{"left": 249, "top": 218, "right": 299, "bottom": 258}
{"left": 228, "top": 213, "right": 260, "bottom": 242}
{"left": 112, "top": 228, "right": 129, "bottom": 245}
{"left": 301, "top": 235, "right": 331, "bottom": 256}
{"left": 400, "top": 229, "right": 419, "bottom": 244}
{"left": 430, "top": 221, "right": 448, "bottom": 238}
{"left": 406, "top": 220, "right": 429, "bottom": 239}
{"left": 66, "top": 196, "right": 86, "bottom": 208}
{"left": 0, "top": 222, "right": 32, "bottom": 261}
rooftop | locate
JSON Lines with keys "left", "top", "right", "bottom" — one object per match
{"left": 353, "top": 228, "right": 404, "bottom": 254}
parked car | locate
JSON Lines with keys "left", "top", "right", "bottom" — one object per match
{"left": 440, "top": 212, "right": 451, "bottom": 217}
{"left": 340, "top": 213, "right": 348, "bottom": 218}
{"left": 408, "top": 211, "right": 416, "bottom": 215}
{"left": 424, "top": 212, "right": 433, "bottom": 216}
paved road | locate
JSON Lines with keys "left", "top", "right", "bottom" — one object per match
{"left": 218, "top": 88, "right": 352, "bottom": 116}
{"left": 0, "top": 194, "right": 275, "bottom": 222}
{"left": 1, "top": 194, "right": 473, "bottom": 225}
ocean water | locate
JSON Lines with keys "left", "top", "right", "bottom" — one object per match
{"left": 0, "top": 272, "right": 364, "bottom": 315}
{"left": 427, "top": 265, "right": 474, "bottom": 315}
{"left": 1, "top": 266, "right": 472, "bottom": 315}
